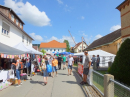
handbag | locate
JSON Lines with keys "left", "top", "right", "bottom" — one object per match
{"left": 46, "top": 64, "right": 52, "bottom": 73}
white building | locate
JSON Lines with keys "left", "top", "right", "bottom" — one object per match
{"left": 0, "top": 5, "right": 33, "bottom": 47}
{"left": 40, "top": 40, "right": 66, "bottom": 53}
{"left": 71, "top": 42, "right": 88, "bottom": 53}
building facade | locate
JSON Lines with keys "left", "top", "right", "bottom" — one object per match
{"left": 117, "top": 0, "right": 130, "bottom": 41}
{"left": 84, "top": 29, "right": 122, "bottom": 54}
{"left": 71, "top": 42, "right": 88, "bottom": 53}
{"left": 0, "top": 5, "right": 33, "bottom": 47}
{"left": 40, "top": 40, "right": 66, "bottom": 53}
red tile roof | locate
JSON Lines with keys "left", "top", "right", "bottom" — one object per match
{"left": 40, "top": 40, "right": 66, "bottom": 48}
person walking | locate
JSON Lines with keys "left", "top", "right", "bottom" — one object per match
{"left": 62, "top": 55, "right": 66, "bottom": 70}
{"left": 41, "top": 56, "right": 48, "bottom": 85}
{"left": 91, "top": 55, "right": 96, "bottom": 66}
{"left": 96, "top": 55, "right": 100, "bottom": 69}
{"left": 67, "top": 55, "right": 74, "bottom": 76}
{"left": 52, "top": 57, "right": 58, "bottom": 77}
{"left": 80, "top": 51, "right": 91, "bottom": 85}
{"left": 12, "top": 56, "right": 23, "bottom": 87}
{"left": 48, "top": 55, "right": 53, "bottom": 76}
{"left": 58, "top": 55, "right": 62, "bottom": 70}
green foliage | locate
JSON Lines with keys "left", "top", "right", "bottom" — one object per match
{"left": 41, "top": 49, "right": 46, "bottom": 54}
{"left": 109, "top": 39, "right": 130, "bottom": 86}
{"left": 64, "top": 40, "right": 70, "bottom": 52}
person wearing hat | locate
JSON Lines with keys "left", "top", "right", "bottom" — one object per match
{"left": 67, "top": 54, "right": 74, "bottom": 76}
{"left": 80, "top": 51, "right": 91, "bottom": 85}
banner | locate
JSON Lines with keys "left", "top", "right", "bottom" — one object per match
{"left": 78, "top": 63, "right": 83, "bottom": 76}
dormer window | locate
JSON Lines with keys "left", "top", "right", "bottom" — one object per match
{"left": 20, "top": 23, "right": 22, "bottom": 28}
{"left": 11, "top": 14, "right": 14, "bottom": 22}
{"left": 16, "top": 19, "right": 19, "bottom": 25}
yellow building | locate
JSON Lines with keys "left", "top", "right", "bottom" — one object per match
{"left": 116, "top": 0, "right": 130, "bottom": 41}
{"left": 84, "top": 29, "right": 122, "bottom": 55}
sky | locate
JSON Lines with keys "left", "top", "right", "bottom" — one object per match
{"left": 0, "top": 0, "right": 124, "bottom": 46}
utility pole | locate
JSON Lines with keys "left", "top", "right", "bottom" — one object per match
{"left": 82, "top": 37, "right": 83, "bottom": 52}
{"left": 68, "top": 30, "right": 76, "bottom": 45}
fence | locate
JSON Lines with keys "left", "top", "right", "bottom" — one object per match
{"left": 110, "top": 79, "right": 130, "bottom": 97}
{"left": 92, "top": 70, "right": 104, "bottom": 96}
{"left": 91, "top": 70, "right": 130, "bottom": 97}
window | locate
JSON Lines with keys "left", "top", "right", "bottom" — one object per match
{"left": 80, "top": 46, "right": 81, "bottom": 48}
{"left": 84, "top": 46, "right": 86, "bottom": 48}
{"left": 22, "top": 35, "right": 24, "bottom": 42}
{"left": 27, "top": 38, "right": 28, "bottom": 44}
{"left": 16, "top": 19, "right": 19, "bottom": 25}
{"left": 47, "top": 49, "right": 48, "bottom": 51}
{"left": 2, "top": 22, "right": 10, "bottom": 36}
{"left": 58, "top": 49, "right": 59, "bottom": 51}
{"left": 50, "top": 49, "right": 52, "bottom": 51}
{"left": 20, "top": 23, "right": 22, "bottom": 28}
{"left": 54, "top": 49, "right": 56, "bottom": 51}
{"left": 11, "top": 14, "right": 14, "bottom": 21}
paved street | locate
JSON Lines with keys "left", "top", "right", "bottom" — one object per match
{"left": 0, "top": 67, "right": 87, "bottom": 97}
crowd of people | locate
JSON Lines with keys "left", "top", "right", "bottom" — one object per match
{"left": 7, "top": 52, "right": 100, "bottom": 87}
{"left": 36, "top": 54, "right": 74, "bottom": 85}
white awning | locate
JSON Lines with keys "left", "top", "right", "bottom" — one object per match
{"left": 0, "top": 42, "right": 25, "bottom": 55}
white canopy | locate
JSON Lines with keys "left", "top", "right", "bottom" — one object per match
{"left": 0, "top": 42, "right": 25, "bottom": 55}
{"left": 26, "top": 46, "right": 42, "bottom": 55}
{"left": 13, "top": 42, "right": 33, "bottom": 54}
{"left": 14, "top": 42, "right": 42, "bottom": 55}
{"left": 74, "top": 50, "right": 116, "bottom": 57}
{"left": 74, "top": 50, "right": 116, "bottom": 67}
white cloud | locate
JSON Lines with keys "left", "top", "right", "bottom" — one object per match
{"left": 57, "top": 0, "right": 63, "bottom": 4}
{"left": 47, "top": 36, "right": 76, "bottom": 46}
{"left": 81, "top": 16, "right": 85, "bottom": 20}
{"left": 110, "top": 25, "right": 121, "bottom": 32}
{"left": 30, "top": 33, "right": 43, "bottom": 41}
{"left": 65, "top": 4, "right": 68, "bottom": 7}
{"left": 95, "top": 34, "right": 102, "bottom": 40}
{"left": 4, "top": 0, "right": 51, "bottom": 26}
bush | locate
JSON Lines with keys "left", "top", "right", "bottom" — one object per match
{"left": 109, "top": 39, "right": 130, "bottom": 86}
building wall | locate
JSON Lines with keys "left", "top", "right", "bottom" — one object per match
{"left": 0, "top": 8, "right": 9, "bottom": 17}
{"left": 120, "top": 2, "right": 130, "bottom": 38}
{"left": 40, "top": 48, "right": 66, "bottom": 53}
{"left": 88, "top": 38, "right": 122, "bottom": 55}
{"left": 74, "top": 43, "right": 87, "bottom": 53}
{"left": 0, "top": 15, "right": 32, "bottom": 47}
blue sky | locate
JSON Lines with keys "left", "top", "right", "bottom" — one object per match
{"left": 0, "top": 0, "right": 123, "bottom": 46}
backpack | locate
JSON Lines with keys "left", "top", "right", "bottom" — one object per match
{"left": 18, "top": 63, "right": 24, "bottom": 70}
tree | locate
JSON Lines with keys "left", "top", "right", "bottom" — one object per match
{"left": 108, "top": 39, "right": 130, "bottom": 86}
{"left": 41, "top": 49, "right": 46, "bottom": 55}
{"left": 64, "top": 40, "right": 70, "bottom": 52}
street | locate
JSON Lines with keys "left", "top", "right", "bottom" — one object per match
{"left": 0, "top": 67, "right": 87, "bottom": 97}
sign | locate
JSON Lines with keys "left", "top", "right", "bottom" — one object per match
{"left": 78, "top": 63, "right": 83, "bottom": 76}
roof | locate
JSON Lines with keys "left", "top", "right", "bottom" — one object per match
{"left": 116, "top": 0, "right": 130, "bottom": 11}
{"left": 0, "top": 5, "right": 25, "bottom": 24}
{"left": 0, "top": 10, "right": 33, "bottom": 40}
{"left": 33, "top": 46, "right": 38, "bottom": 50}
{"left": 40, "top": 40, "right": 66, "bottom": 48}
{"left": 84, "top": 29, "right": 121, "bottom": 51}
{"left": 73, "top": 41, "right": 87, "bottom": 49}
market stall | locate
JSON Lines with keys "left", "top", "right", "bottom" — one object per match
{"left": 0, "top": 42, "right": 25, "bottom": 91}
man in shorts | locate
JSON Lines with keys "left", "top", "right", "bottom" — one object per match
{"left": 62, "top": 55, "right": 66, "bottom": 70}
{"left": 67, "top": 54, "right": 74, "bottom": 76}
{"left": 80, "top": 51, "right": 91, "bottom": 85}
